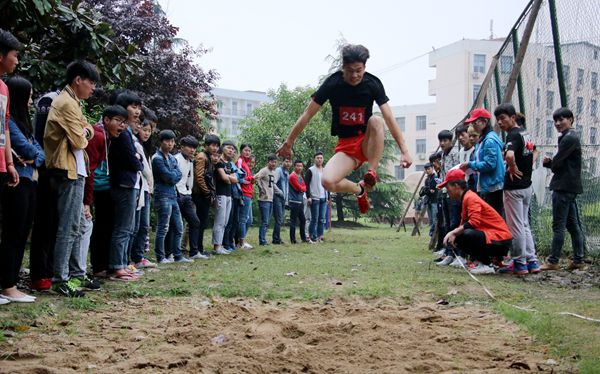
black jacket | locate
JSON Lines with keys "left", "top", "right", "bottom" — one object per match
{"left": 543, "top": 128, "right": 582, "bottom": 194}
{"left": 420, "top": 173, "right": 439, "bottom": 204}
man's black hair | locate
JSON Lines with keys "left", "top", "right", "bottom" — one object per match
{"left": 204, "top": 134, "right": 221, "bottom": 147}
{"left": 222, "top": 140, "right": 237, "bottom": 152}
{"left": 115, "top": 91, "right": 142, "bottom": 109}
{"left": 424, "top": 163, "right": 433, "bottom": 169}
{"left": 267, "top": 154, "right": 278, "bottom": 162}
{"left": 455, "top": 124, "right": 469, "bottom": 135}
{"left": 429, "top": 152, "right": 442, "bottom": 163}
{"left": 0, "top": 29, "right": 21, "bottom": 56}
{"left": 342, "top": 44, "right": 370, "bottom": 65}
{"left": 294, "top": 159, "right": 304, "bottom": 166}
{"left": 448, "top": 179, "right": 468, "bottom": 190}
{"left": 516, "top": 112, "right": 526, "bottom": 128}
{"left": 108, "top": 88, "right": 127, "bottom": 105}
{"left": 180, "top": 135, "right": 199, "bottom": 148}
{"left": 5, "top": 76, "right": 33, "bottom": 138}
{"left": 142, "top": 106, "right": 158, "bottom": 123}
{"left": 66, "top": 60, "right": 100, "bottom": 85}
{"left": 437, "top": 130, "right": 453, "bottom": 141}
{"left": 159, "top": 129, "right": 176, "bottom": 141}
{"left": 102, "top": 105, "right": 128, "bottom": 120}
{"left": 553, "top": 107, "right": 574, "bottom": 121}
{"left": 493, "top": 103, "right": 517, "bottom": 118}
{"left": 314, "top": 151, "right": 323, "bottom": 158}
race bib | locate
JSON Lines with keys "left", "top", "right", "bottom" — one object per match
{"left": 339, "top": 106, "right": 365, "bottom": 126}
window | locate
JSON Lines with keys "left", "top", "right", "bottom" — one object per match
{"left": 473, "top": 84, "right": 481, "bottom": 102}
{"left": 416, "top": 115, "right": 427, "bottom": 131}
{"left": 563, "top": 65, "right": 570, "bottom": 85}
{"left": 592, "top": 99, "right": 598, "bottom": 117}
{"left": 217, "top": 100, "right": 224, "bottom": 110}
{"left": 591, "top": 127, "right": 598, "bottom": 145}
{"left": 395, "top": 117, "right": 406, "bottom": 132}
{"left": 536, "top": 88, "right": 541, "bottom": 108}
{"left": 536, "top": 58, "right": 542, "bottom": 78}
{"left": 473, "top": 54, "right": 486, "bottom": 74}
{"left": 592, "top": 72, "right": 598, "bottom": 90}
{"left": 590, "top": 158, "right": 597, "bottom": 175}
{"left": 500, "top": 56, "right": 513, "bottom": 74}
{"left": 546, "top": 120, "right": 554, "bottom": 139}
{"left": 547, "top": 61, "right": 555, "bottom": 80}
{"left": 394, "top": 165, "right": 405, "bottom": 180}
{"left": 577, "top": 97, "right": 584, "bottom": 115}
{"left": 246, "top": 103, "right": 253, "bottom": 115}
{"left": 595, "top": 50, "right": 599, "bottom": 60}
{"left": 577, "top": 68, "right": 584, "bottom": 86}
{"left": 535, "top": 118, "right": 541, "bottom": 137}
{"left": 232, "top": 101, "right": 238, "bottom": 115}
{"left": 415, "top": 164, "right": 425, "bottom": 172}
{"left": 231, "top": 119, "right": 238, "bottom": 136}
{"left": 416, "top": 139, "right": 426, "bottom": 154}
{"left": 546, "top": 90, "right": 555, "bottom": 110}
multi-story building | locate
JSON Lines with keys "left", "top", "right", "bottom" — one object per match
{"left": 211, "top": 88, "right": 272, "bottom": 139}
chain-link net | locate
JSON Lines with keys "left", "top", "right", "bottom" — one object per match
{"left": 475, "top": 0, "right": 600, "bottom": 258}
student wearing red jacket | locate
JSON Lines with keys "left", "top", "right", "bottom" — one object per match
{"left": 440, "top": 169, "right": 512, "bottom": 275}
{"left": 288, "top": 160, "right": 307, "bottom": 243}
{"left": 236, "top": 144, "right": 254, "bottom": 249}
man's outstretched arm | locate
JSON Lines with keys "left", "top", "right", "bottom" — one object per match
{"left": 379, "top": 103, "right": 412, "bottom": 168}
{"left": 276, "top": 100, "right": 322, "bottom": 158}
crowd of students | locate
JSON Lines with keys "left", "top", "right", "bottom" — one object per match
{"left": 422, "top": 104, "right": 586, "bottom": 276}
{"left": 0, "top": 29, "right": 333, "bottom": 304}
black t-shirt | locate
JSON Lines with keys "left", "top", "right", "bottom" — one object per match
{"left": 504, "top": 127, "right": 534, "bottom": 190}
{"left": 312, "top": 71, "right": 389, "bottom": 138}
{"left": 215, "top": 160, "right": 233, "bottom": 196}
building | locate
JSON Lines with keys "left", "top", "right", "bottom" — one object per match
{"left": 211, "top": 88, "right": 272, "bottom": 139}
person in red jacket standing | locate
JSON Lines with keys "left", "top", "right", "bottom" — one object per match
{"left": 439, "top": 169, "right": 512, "bottom": 275}
{"left": 288, "top": 160, "right": 307, "bottom": 244}
{"left": 236, "top": 144, "right": 254, "bottom": 249}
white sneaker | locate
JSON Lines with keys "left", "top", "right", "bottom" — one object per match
{"left": 159, "top": 258, "right": 174, "bottom": 264}
{"left": 190, "top": 253, "right": 210, "bottom": 260}
{"left": 167, "top": 254, "right": 174, "bottom": 262}
{"left": 174, "top": 257, "right": 194, "bottom": 263}
{"left": 436, "top": 256, "right": 454, "bottom": 266}
{"left": 449, "top": 256, "right": 467, "bottom": 268}
{"left": 0, "top": 297, "right": 11, "bottom": 305}
{"left": 215, "top": 247, "right": 231, "bottom": 255}
{"left": 470, "top": 264, "right": 495, "bottom": 274}
{"left": 241, "top": 242, "right": 253, "bottom": 250}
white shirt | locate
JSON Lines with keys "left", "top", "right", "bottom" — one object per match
{"left": 74, "top": 149, "right": 87, "bottom": 177}
{"left": 175, "top": 152, "right": 193, "bottom": 196}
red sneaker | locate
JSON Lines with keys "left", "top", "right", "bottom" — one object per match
{"left": 363, "top": 169, "right": 378, "bottom": 188}
{"left": 357, "top": 181, "right": 370, "bottom": 214}
{"left": 31, "top": 278, "right": 52, "bottom": 291}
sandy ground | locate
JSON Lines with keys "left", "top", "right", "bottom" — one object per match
{"left": 0, "top": 296, "right": 559, "bottom": 373}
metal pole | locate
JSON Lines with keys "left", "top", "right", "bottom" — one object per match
{"left": 494, "top": 65, "right": 502, "bottom": 103}
{"left": 548, "top": 0, "right": 568, "bottom": 107}
{"left": 511, "top": 29, "right": 527, "bottom": 114}
{"left": 474, "top": 56, "right": 499, "bottom": 108}
{"left": 503, "top": 0, "right": 544, "bottom": 103}
{"left": 396, "top": 171, "right": 427, "bottom": 232}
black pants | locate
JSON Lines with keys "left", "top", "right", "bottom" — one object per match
{"left": 29, "top": 168, "right": 56, "bottom": 281}
{"left": 192, "top": 194, "right": 211, "bottom": 255}
{"left": 223, "top": 197, "right": 241, "bottom": 249}
{"left": 90, "top": 189, "right": 114, "bottom": 274}
{"left": 481, "top": 189, "right": 504, "bottom": 217}
{"left": 0, "top": 179, "right": 37, "bottom": 289}
{"left": 455, "top": 228, "right": 509, "bottom": 265}
{"left": 289, "top": 202, "right": 306, "bottom": 243}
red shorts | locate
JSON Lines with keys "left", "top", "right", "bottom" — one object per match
{"left": 334, "top": 133, "right": 368, "bottom": 169}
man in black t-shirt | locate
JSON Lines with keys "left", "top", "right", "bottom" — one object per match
{"left": 276, "top": 44, "right": 412, "bottom": 214}
{"left": 495, "top": 104, "right": 539, "bottom": 275}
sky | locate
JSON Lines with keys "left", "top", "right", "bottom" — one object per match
{"left": 157, "top": 0, "right": 530, "bottom": 106}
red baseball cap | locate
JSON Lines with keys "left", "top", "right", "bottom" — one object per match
{"left": 437, "top": 168, "right": 466, "bottom": 189}
{"left": 464, "top": 108, "right": 491, "bottom": 124}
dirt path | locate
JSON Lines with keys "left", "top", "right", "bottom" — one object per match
{"left": 1, "top": 297, "right": 552, "bottom": 373}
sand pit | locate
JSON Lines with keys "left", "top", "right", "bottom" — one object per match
{"left": 1, "top": 297, "right": 550, "bottom": 373}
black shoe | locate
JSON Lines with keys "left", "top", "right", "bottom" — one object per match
{"left": 52, "top": 281, "right": 85, "bottom": 297}
{"left": 272, "top": 241, "right": 284, "bottom": 245}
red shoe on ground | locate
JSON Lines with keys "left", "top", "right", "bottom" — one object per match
{"left": 31, "top": 278, "right": 52, "bottom": 291}
{"left": 357, "top": 181, "right": 370, "bottom": 214}
{"left": 363, "top": 169, "right": 378, "bottom": 188}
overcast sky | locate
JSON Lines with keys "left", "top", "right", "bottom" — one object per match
{"left": 158, "top": 0, "right": 530, "bottom": 106}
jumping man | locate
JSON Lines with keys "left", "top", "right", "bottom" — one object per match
{"left": 276, "top": 44, "right": 412, "bottom": 213}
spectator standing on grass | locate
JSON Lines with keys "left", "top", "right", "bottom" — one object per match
{"left": 288, "top": 160, "right": 308, "bottom": 244}
{"left": 272, "top": 157, "right": 291, "bottom": 244}
{"left": 419, "top": 162, "right": 439, "bottom": 237}
{"left": 255, "top": 154, "right": 280, "bottom": 246}
{"left": 212, "top": 141, "right": 238, "bottom": 254}
{"left": 152, "top": 130, "right": 192, "bottom": 264}
{"left": 439, "top": 169, "right": 512, "bottom": 275}
{"left": 540, "top": 108, "right": 586, "bottom": 271}
{"left": 305, "top": 152, "right": 328, "bottom": 243}
{"left": 495, "top": 103, "right": 540, "bottom": 275}
{"left": 0, "top": 76, "right": 44, "bottom": 304}
{"left": 44, "top": 60, "right": 98, "bottom": 297}
{"left": 236, "top": 144, "right": 255, "bottom": 249}
{"left": 191, "top": 134, "right": 220, "bottom": 259}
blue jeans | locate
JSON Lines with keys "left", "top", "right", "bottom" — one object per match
{"left": 131, "top": 191, "right": 150, "bottom": 264}
{"left": 50, "top": 175, "right": 85, "bottom": 283}
{"left": 177, "top": 194, "right": 200, "bottom": 254}
{"left": 259, "top": 201, "right": 273, "bottom": 245}
{"left": 272, "top": 196, "right": 285, "bottom": 243}
{"left": 154, "top": 196, "right": 183, "bottom": 261}
{"left": 224, "top": 198, "right": 241, "bottom": 249}
{"left": 110, "top": 187, "right": 138, "bottom": 270}
{"left": 426, "top": 202, "right": 438, "bottom": 237}
{"left": 548, "top": 191, "right": 585, "bottom": 264}
{"left": 309, "top": 198, "right": 327, "bottom": 240}
{"left": 238, "top": 196, "right": 253, "bottom": 240}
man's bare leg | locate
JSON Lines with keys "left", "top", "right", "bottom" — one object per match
{"left": 322, "top": 152, "right": 361, "bottom": 194}
{"left": 362, "top": 116, "right": 385, "bottom": 171}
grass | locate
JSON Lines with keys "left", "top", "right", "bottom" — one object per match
{"left": 1, "top": 224, "right": 599, "bottom": 371}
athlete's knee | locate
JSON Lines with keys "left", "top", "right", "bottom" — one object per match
{"left": 368, "top": 115, "right": 384, "bottom": 131}
{"left": 321, "top": 176, "right": 337, "bottom": 192}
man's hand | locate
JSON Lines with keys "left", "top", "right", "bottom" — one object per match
{"left": 276, "top": 140, "right": 293, "bottom": 159}
{"left": 459, "top": 162, "right": 469, "bottom": 171}
{"left": 307, "top": 197, "right": 312, "bottom": 206}
{"left": 7, "top": 164, "right": 19, "bottom": 187}
{"left": 543, "top": 156, "right": 552, "bottom": 164}
{"left": 443, "top": 230, "right": 457, "bottom": 247}
{"left": 83, "top": 205, "right": 92, "bottom": 220}
{"left": 400, "top": 151, "right": 413, "bottom": 168}
{"left": 507, "top": 164, "right": 523, "bottom": 181}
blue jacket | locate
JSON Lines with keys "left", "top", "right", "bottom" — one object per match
{"left": 467, "top": 128, "right": 505, "bottom": 194}
{"left": 8, "top": 119, "right": 45, "bottom": 181}
{"left": 108, "top": 128, "right": 143, "bottom": 188}
{"left": 275, "top": 166, "right": 289, "bottom": 200}
{"left": 152, "top": 150, "right": 182, "bottom": 198}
